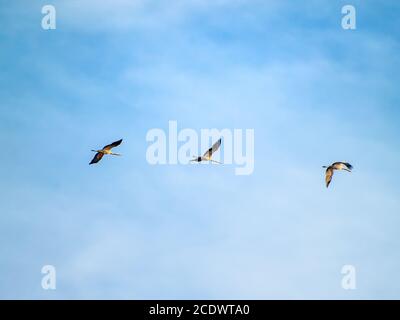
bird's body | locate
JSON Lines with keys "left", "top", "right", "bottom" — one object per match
{"left": 191, "top": 138, "right": 222, "bottom": 164}
{"left": 89, "top": 139, "right": 123, "bottom": 165}
{"left": 322, "top": 162, "right": 353, "bottom": 188}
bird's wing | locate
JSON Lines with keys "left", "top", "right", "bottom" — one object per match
{"left": 325, "top": 167, "right": 334, "bottom": 188}
{"left": 343, "top": 162, "right": 353, "bottom": 170}
{"left": 103, "top": 139, "right": 123, "bottom": 150}
{"left": 203, "top": 138, "right": 222, "bottom": 158}
{"left": 333, "top": 162, "right": 353, "bottom": 171}
{"left": 89, "top": 152, "right": 104, "bottom": 165}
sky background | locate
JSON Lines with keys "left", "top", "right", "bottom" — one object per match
{"left": 1, "top": 0, "right": 400, "bottom": 299}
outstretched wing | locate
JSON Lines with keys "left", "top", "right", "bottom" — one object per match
{"left": 333, "top": 162, "right": 353, "bottom": 171}
{"left": 325, "top": 167, "right": 334, "bottom": 188}
{"left": 89, "top": 152, "right": 104, "bottom": 165}
{"left": 103, "top": 139, "right": 123, "bottom": 150}
{"left": 203, "top": 138, "right": 222, "bottom": 158}
{"left": 342, "top": 162, "right": 353, "bottom": 170}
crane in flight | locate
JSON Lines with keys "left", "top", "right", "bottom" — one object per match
{"left": 89, "top": 139, "right": 123, "bottom": 165}
{"left": 322, "top": 162, "right": 353, "bottom": 188}
{"left": 191, "top": 138, "right": 222, "bottom": 164}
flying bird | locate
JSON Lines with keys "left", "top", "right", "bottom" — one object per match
{"left": 322, "top": 162, "right": 353, "bottom": 188}
{"left": 89, "top": 139, "right": 123, "bottom": 165}
{"left": 191, "top": 138, "right": 222, "bottom": 164}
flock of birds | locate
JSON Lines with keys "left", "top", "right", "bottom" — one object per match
{"left": 89, "top": 138, "right": 353, "bottom": 188}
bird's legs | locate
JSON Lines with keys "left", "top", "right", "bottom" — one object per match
{"left": 209, "top": 159, "right": 222, "bottom": 164}
{"left": 189, "top": 157, "right": 221, "bottom": 164}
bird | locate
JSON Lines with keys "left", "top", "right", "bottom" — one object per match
{"left": 322, "top": 162, "right": 353, "bottom": 188}
{"left": 89, "top": 139, "right": 123, "bottom": 165}
{"left": 190, "top": 138, "right": 222, "bottom": 164}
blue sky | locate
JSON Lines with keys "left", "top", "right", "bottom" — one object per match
{"left": 1, "top": 0, "right": 400, "bottom": 299}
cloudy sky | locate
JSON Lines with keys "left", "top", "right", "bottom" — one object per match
{"left": 1, "top": 0, "right": 400, "bottom": 299}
